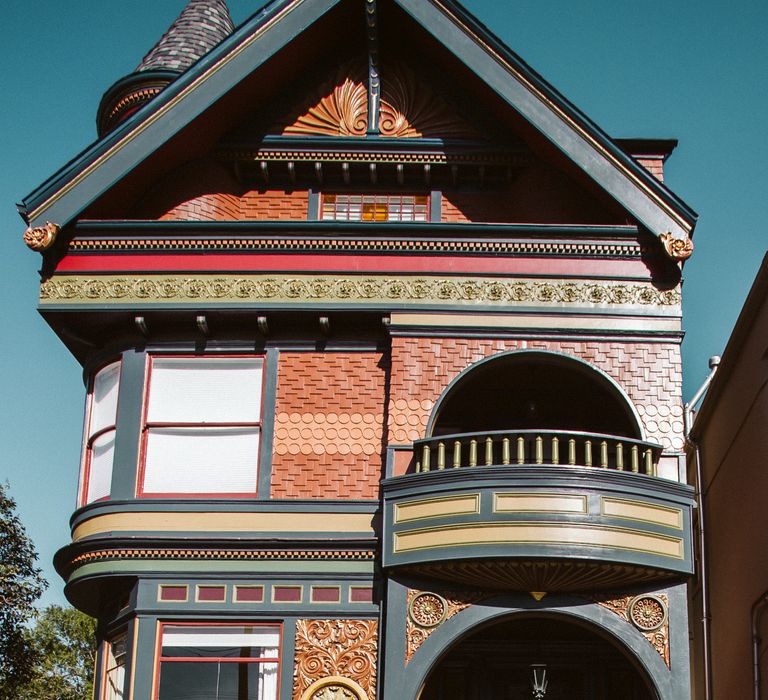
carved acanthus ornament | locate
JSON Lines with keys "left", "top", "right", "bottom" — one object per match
{"left": 293, "top": 619, "right": 378, "bottom": 700}
{"left": 282, "top": 64, "right": 368, "bottom": 137}
{"left": 595, "top": 594, "right": 670, "bottom": 667}
{"left": 277, "top": 60, "right": 479, "bottom": 139}
{"left": 23, "top": 221, "right": 59, "bottom": 252}
{"left": 660, "top": 232, "right": 694, "bottom": 261}
{"left": 405, "top": 588, "right": 488, "bottom": 663}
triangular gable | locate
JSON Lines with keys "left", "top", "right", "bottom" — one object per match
{"left": 19, "top": 0, "right": 696, "bottom": 258}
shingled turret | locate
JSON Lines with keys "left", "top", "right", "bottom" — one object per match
{"left": 96, "top": 0, "right": 234, "bottom": 136}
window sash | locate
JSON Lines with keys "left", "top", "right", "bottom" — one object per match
{"left": 103, "top": 633, "right": 127, "bottom": 700}
{"left": 321, "top": 194, "right": 429, "bottom": 222}
{"left": 140, "top": 356, "right": 265, "bottom": 498}
{"left": 81, "top": 361, "right": 121, "bottom": 506}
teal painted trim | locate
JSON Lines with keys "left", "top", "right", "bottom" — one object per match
{"left": 307, "top": 189, "right": 320, "bottom": 220}
{"left": 429, "top": 190, "right": 441, "bottom": 222}
{"left": 73, "top": 219, "right": 642, "bottom": 239}
{"left": 67, "top": 559, "right": 376, "bottom": 582}
{"left": 257, "top": 348, "right": 279, "bottom": 498}
{"left": 110, "top": 349, "right": 146, "bottom": 499}
{"left": 423, "top": 349, "right": 645, "bottom": 439}
{"left": 280, "top": 619, "right": 296, "bottom": 700}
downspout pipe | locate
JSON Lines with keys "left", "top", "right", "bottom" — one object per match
{"left": 753, "top": 591, "right": 768, "bottom": 700}
{"left": 684, "top": 355, "right": 721, "bottom": 700}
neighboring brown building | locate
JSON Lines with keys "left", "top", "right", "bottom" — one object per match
{"left": 19, "top": 1, "right": 700, "bottom": 698}
{"left": 689, "top": 253, "right": 768, "bottom": 700}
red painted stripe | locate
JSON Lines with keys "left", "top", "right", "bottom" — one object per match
{"left": 55, "top": 253, "right": 649, "bottom": 278}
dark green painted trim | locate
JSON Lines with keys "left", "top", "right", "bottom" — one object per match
{"left": 73, "top": 219, "right": 642, "bottom": 239}
{"left": 258, "top": 348, "right": 279, "bottom": 498}
{"left": 110, "top": 349, "right": 146, "bottom": 499}
{"left": 307, "top": 189, "right": 321, "bottom": 220}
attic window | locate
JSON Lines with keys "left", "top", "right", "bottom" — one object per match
{"left": 321, "top": 194, "right": 429, "bottom": 222}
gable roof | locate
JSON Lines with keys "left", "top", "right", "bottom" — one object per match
{"left": 18, "top": 0, "right": 697, "bottom": 254}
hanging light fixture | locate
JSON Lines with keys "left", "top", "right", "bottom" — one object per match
{"left": 531, "top": 664, "right": 548, "bottom": 699}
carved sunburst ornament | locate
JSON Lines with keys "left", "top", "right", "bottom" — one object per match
{"left": 628, "top": 595, "right": 667, "bottom": 632}
{"left": 408, "top": 592, "right": 448, "bottom": 628}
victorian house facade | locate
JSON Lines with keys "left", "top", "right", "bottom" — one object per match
{"left": 20, "top": 0, "right": 698, "bottom": 698}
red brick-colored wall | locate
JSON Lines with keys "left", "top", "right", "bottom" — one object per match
{"left": 271, "top": 352, "right": 388, "bottom": 499}
{"left": 388, "top": 338, "right": 683, "bottom": 452}
{"left": 161, "top": 189, "right": 308, "bottom": 221}
{"left": 441, "top": 166, "right": 625, "bottom": 224}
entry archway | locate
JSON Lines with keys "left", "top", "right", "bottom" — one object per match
{"left": 420, "top": 614, "right": 656, "bottom": 700}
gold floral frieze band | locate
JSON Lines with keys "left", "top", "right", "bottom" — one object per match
{"left": 40, "top": 274, "right": 681, "bottom": 307}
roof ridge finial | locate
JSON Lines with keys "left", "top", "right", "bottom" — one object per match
{"left": 136, "top": 0, "right": 235, "bottom": 73}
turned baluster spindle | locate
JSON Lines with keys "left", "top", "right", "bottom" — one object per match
{"left": 469, "top": 439, "right": 478, "bottom": 467}
{"left": 437, "top": 442, "right": 446, "bottom": 470}
{"left": 517, "top": 436, "right": 525, "bottom": 465}
{"left": 585, "top": 440, "right": 593, "bottom": 467}
{"left": 422, "top": 444, "right": 431, "bottom": 472}
{"left": 502, "top": 437, "right": 510, "bottom": 465}
{"left": 485, "top": 437, "right": 494, "bottom": 466}
{"left": 568, "top": 438, "right": 576, "bottom": 466}
{"left": 600, "top": 440, "right": 608, "bottom": 468}
{"left": 453, "top": 441, "right": 461, "bottom": 468}
{"left": 552, "top": 436, "right": 560, "bottom": 465}
{"left": 535, "top": 436, "right": 543, "bottom": 464}
{"left": 616, "top": 443, "right": 624, "bottom": 471}
{"left": 631, "top": 445, "right": 639, "bottom": 473}
{"left": 644, "top": 449, "right": 653, "bottom": 476}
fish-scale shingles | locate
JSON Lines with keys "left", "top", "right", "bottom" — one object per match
{"left": 137, "top": 0, "right": 234, "bottom": 73}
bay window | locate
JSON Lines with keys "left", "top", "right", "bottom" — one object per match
{"left": 103, "top": 632, "right": 127, "bottom": 700}
{"left": 156, "top": 623, "right": 280, "bottom": 700}
{"left": 80, "top": 361, "right": 121, "bottom": 505}
{"left": 139, "top": 356, "right": 264, "bottom": 497}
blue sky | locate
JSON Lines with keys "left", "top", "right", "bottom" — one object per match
{"left": 1, "top": 0, "right": 766, "bottom": 606}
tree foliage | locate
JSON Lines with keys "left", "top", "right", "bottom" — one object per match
{"left": 19, "top": 605, "right": 97, "bottom": 700}
{"left": 0, "top": 482, "right": 47, "bottom": 697}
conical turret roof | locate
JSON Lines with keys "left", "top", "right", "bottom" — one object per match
{"left": 136, "top": 0, "right": 235, "bottom": 73}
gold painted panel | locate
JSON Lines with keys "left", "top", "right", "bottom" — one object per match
{"left": 393, "top": 521, "right": 684, "bottom": 559}
{"left": 394, "top": 494, "right": 480, "bottom": 523}
{"left": 601, "top": 497, "right": 683, "bottom": 529}
{"left": 40, "top": 274, "right": 681, "bottom": 308}
{"left": 72, "top": 511, "right": 375, "bottom": 541}
{"left": 493, "top": 493, "right": 587, "bottom": 515}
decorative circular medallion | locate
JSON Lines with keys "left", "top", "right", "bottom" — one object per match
{"left": 301, "top": 676, "right": 367, "bottom": 700}
{"left": 628, "top": 595, "right": 667, "bottom": 632}
{"left": 409, "top": 592, "right": 448, "bottom": 628}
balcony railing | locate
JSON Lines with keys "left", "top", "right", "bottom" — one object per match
{"left": 412, "top": 429, "right": 662, "bottom": 477}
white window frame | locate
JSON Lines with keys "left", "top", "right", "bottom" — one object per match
{"left": 138, "top": 355, "right": 266, "bottom": 498}
{"left": 102, "top": 631, "right": 128, "bottom": 700}
{"left": 155, "top": 622, "right": 281, "bottom": 700}
{"left": 79, "top": 360, "right": 122, "bottom": 506}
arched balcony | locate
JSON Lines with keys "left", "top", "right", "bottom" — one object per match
{"left": 416, "top": 350, "right": 658, "bottom": 476}
{"left": 382, "top": 351, "right": 694, "bottom": 591}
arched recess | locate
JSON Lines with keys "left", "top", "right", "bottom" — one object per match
{"left": 399, "top": 599, "right": 672, "bottom": 700}
{"left": 427, "top": 350, "right": 644, "bottom": 440}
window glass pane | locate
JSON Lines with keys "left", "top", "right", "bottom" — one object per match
{"left": 104, "top": 633, "right": 126, "bottom": 700}
{"left": 143, "top": 428, "right": 260, "bottom": 494}
{"left": 87, "top": 431, "right": 115, "bottom": 503}
{"left": 90, "top": 362, "right": 120, "bottom": 436}
{"left": 162, "top": 626, "right": 280, "bottom": 656}
{"left": 148, "top": 358, "right": 263, "bottom": 423}
{"left": 158, "top": 661, "right": 278, "bottom": 700}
